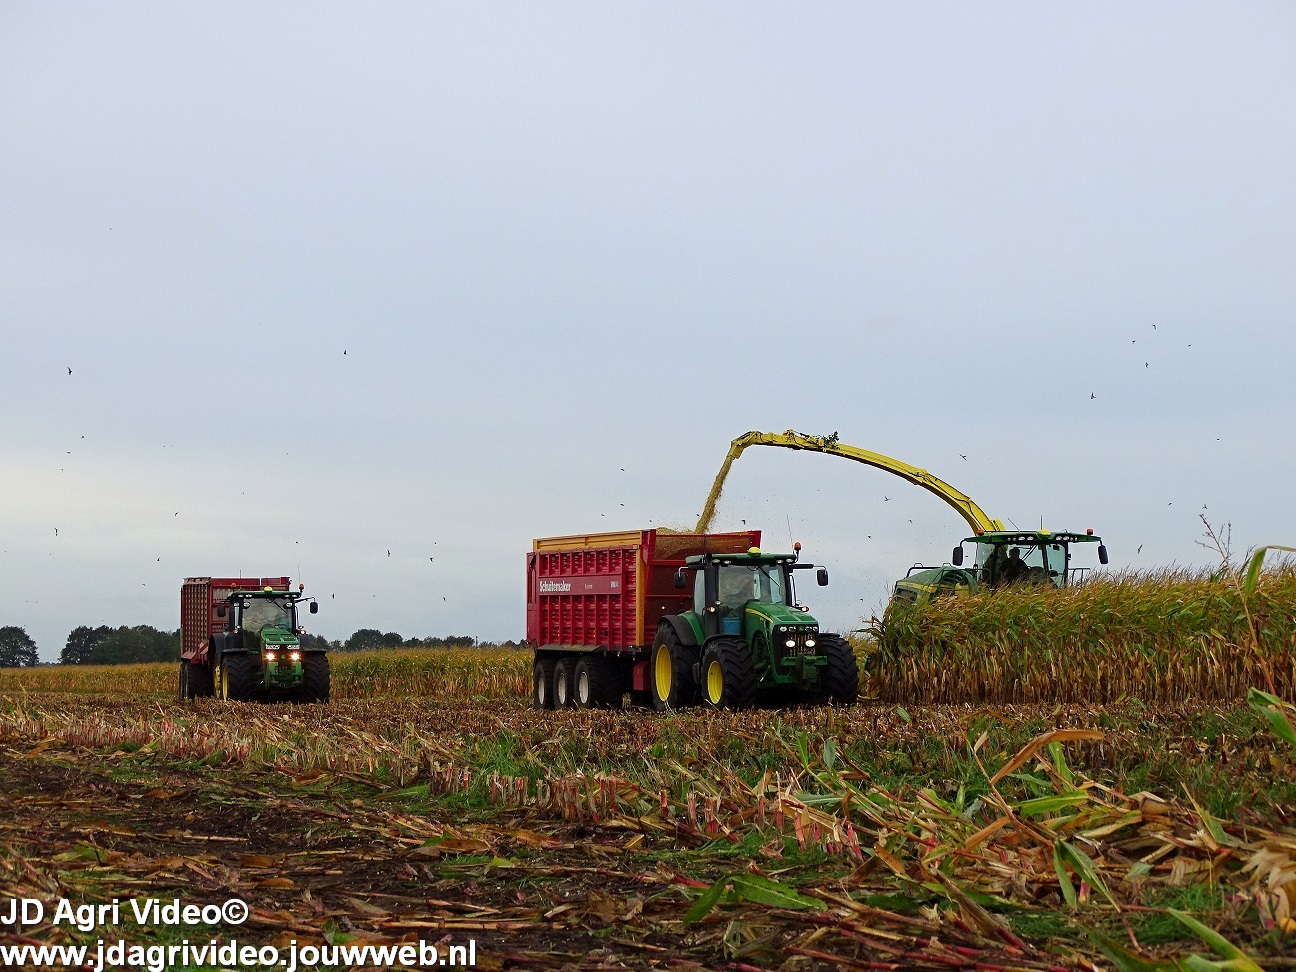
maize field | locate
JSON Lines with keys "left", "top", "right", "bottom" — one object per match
{"left": 876, "top": 567, "right": 1296, "bottom": 704}
{"left": 1, "top": 639, "right": 1295, "bottom": 970}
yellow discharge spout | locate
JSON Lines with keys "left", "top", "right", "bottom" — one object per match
{"left": 694, "top": 430, "right": 1005, "bottom": 536}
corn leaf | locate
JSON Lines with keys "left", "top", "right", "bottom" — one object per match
{"left": 1058, "top": 840, "right": 1118, "bottom": 909}
{"left": 683, "top": 875, "right": 733, "bottom": 924}
{"left": 1168, "top": 910, "right": 1263, "bottom": 972}
{"left": 1014, "top": 790, "right": 1089, "bottom": 817}
{"left": 1053, "top": 842, "right": 1078, "bottom": 909}
{"left": 1086, "top": 929, "right": 1187, "bottom": 972}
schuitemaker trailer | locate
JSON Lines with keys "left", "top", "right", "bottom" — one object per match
{"left": 526, "top": 529, "right": 760, "bottom": 709}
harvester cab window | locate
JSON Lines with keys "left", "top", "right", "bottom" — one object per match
{"left": 239, "top": 597, "right": 293, "bottom": 635}
{"left": 1044, "top": 543, "right": 1068, "bottom": 584}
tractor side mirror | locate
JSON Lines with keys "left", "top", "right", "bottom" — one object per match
{"left": 216, "top": 605, "right": 227, "bottom": 619}
{"left": 952, "top": 545, "right": 964, "bottom": 566}
{"left": 674, "top": 568, "right": 688, "bottom": 589}
{"left": 309, "top": 601, "right": 319, "bottom": 614}
{"left": 1098, "top": 545, "right": 1109, "bottom": 565}
{"left": 816, "top": 567, "right": 829, "bottom": 587}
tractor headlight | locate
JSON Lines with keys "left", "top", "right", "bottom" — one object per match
{"left": 805, "top": 638, "right": 816, "bottom": 648}
{"left": 265, "top": 651, "right": 277, "bottom": 662}
{"left": 289, "top": 651, "right": 301, "bottom": 661}
{"left": 785, "top": 639, "right": 796, "bottom": 648}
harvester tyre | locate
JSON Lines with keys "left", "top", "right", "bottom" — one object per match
{"left": 813, "top": 634, "right": 859, "bottom": 706}
{"left": 218, "top": 654, "right": 257, "bottom": 702}
{"left": 533, "top": 656, "right": 557, "bottom": 710}
{"left": 575, "top": 655, "right": 621, "bottom": 709}
{"left": 553, "top": 656, "right": 578, "bottom": 708}
{"left": 301, "top": 653, "right": 330, "bottom": 703}
{"left": 649, "top": 624, "right": 698, "bottom": 712}
{"left": 699, "top": 637, "right": 757, "bottom": 710}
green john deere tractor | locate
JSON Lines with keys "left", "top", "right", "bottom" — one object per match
{"left": 890, "top": 530, "right": 1109, "bottom": 609}
{"left": 211, "top": 587, "right": 328, "bottom": 703}
{"left": 649, "top": 545, "right": 859, "bottom": 710}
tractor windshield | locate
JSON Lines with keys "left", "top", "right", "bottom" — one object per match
{"left": 716, "top": 563, "right": 787, "bottom": 613}
{"left": 240, "top": 597, "right": 295, "bottom": 634}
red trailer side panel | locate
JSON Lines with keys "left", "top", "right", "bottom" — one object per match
{"left": 527, "top": 530, "right": 759, "bottom": 651}
{"left": 181, "top": 576, "right": 292, "bottom": 664}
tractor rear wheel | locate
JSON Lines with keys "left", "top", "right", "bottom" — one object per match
{"left": 649, "top": 624, "right": 698, "bottom": 712}
{"left": 575, "top": 655, "right": 621, "bottom": 709}
{"left": 533, "top": 656, "right": 557, "bottom": 709}
{"left": 218, "top": 654, "right": 257, "bottom": 702}
{"left": 812, "top": 634, "right": 859, "bottom": 705}
{"left": 553, "top": 656, "right": 578, "bottom": 708}
{"left": 699, "top": 637, "right": 758, "bottom": 710}
{"left": 300, "top": 653, "right": 330, "bottom": 703}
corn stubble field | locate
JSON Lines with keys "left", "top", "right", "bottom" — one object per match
{"left": 2, "top": 572, "right": 1296, "bottom": 971}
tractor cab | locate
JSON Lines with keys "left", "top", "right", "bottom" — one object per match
{"left": 679, "top": 547, "right": 828, "bottom": 642}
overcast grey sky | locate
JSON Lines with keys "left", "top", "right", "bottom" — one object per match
{"left": 2, "top": 3, "right": 1293, "bottom": 659}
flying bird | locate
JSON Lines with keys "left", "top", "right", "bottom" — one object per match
{"left": 67, "top": 367, "right": 72, "bottom": 375}
{"left": 958, "top": 454, "right": 967, "bottom": 461}
{"left": 1090, "top": 393, "right": 1096, "bottom": 400}
{"left": 1145, "top": 362, "right": 1149, "bottom": 368}
{"left": 883, "top": 496, "right": 890, "bottom": 502}
{"left": 343, "top": 350, "right": 347, "bottom": 355}
{"left": 54, "top": 528, "right": 58, "bottom": 536}
{"left": 1137, "top": 544, "right": 1143, "bottom": 554}
{"left": 387, "top": 550, "right": 390, "bottom": 557}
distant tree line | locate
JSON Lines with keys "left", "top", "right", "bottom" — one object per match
{"left": 300, "top": 630, "right": 522, "bottom": 653}
{"left": 42, "top": 626, "right": 516, "bottom": 666}
{"left": 60, "top": 625, "right": 181, "bottom": 665}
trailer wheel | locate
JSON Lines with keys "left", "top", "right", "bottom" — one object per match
{"left": 575, "top": 656, "right": 621, "bottom": 709}
{"left": 810, "top": 634, "right": 859, "bottom": 706}
{"left": 300, "top": 653, "right": 330, "bottom": 703}
{"left": 553, "top": 656, "right": 578, "bottom": 708}
{"left": 218, "top": 654, "right": 257, "bottom": 702}
{"left": 650, "top": 624, "right": 698, "bottom": 711}
{"left": 190, "top": 662, "right": 214, "bottom": 698}
{"left": 699, "top": 637, "right": 757, "bottom": 710}
{"left": 179, "top": 661, "right": 213, "bottom": 700}
{"left": 533, "top": 656, "right": 557, "bottom": 710}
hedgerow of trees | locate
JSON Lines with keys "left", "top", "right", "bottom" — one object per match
{"left": 60, "top": 625, "right": 180, "bottom": 666}
{"left": 0, "top": 627, "right": 39, "bottom": 667}
{"left": 57, "top": 626, "right": 517, "bottom": 665}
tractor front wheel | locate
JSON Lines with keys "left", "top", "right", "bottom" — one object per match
{"left": 533, "top": 656, "right": 557, "bottom": 709}
{"left": 812, "top": 634, "right": 859, "bottom": 705}
{"left": 649, "top": 625, "right": 698, "bottom": 712}
{"left": 700, "top": 637, "right": 758, "bottom": 710}
{"left": 300, "top": 653, "right": 330, "bottom": 703}
{"left": 218, "top": 654, "right": 257, "bottom": 702}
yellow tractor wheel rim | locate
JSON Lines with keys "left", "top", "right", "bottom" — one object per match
{"left": 706, "top": 660, "right": 724, "bottom": 704}
{"left": 654, "top": 645, "right": 673, "bottom": 701}
{"left": 219, "top": 665, "right": 228, "bottom": 700}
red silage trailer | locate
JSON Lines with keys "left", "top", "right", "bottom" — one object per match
{"left": 179, "top": 576, "right": 290, "bottom": 697}
{"left": 526, "top": 529, "right": 759, "bottom": 708}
